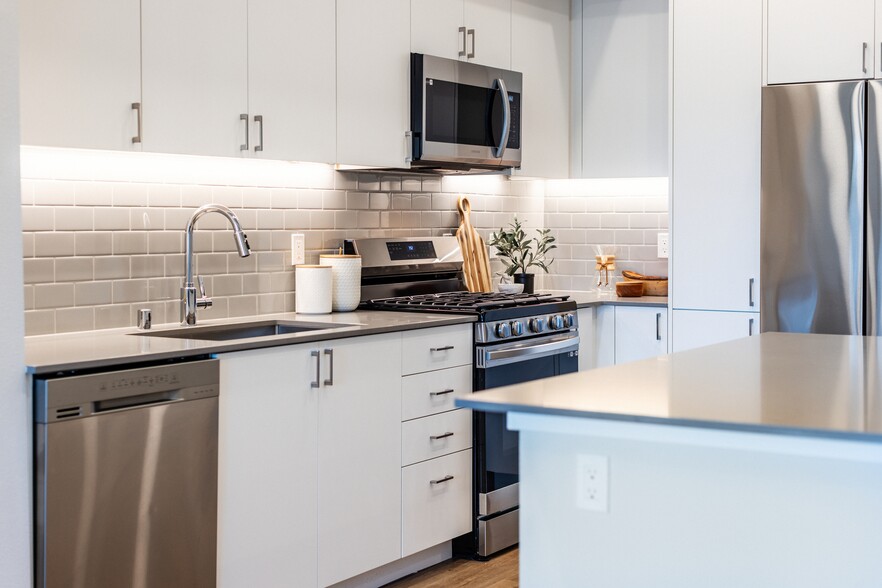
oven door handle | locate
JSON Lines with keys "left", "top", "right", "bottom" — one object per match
{"left": 477, "top": 333, "right": 580, "bottom": 369}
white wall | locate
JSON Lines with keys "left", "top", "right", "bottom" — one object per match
{"left": 0, "top": 0, "right": 31, "bottom": 585}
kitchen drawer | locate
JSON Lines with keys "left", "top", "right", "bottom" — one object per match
{"left": 402, "top": 365, "right": 473, "bottom": 421}
{"left": 401, "top": 324, "right": 472, "bottom": 375}
{"left": 402, "top": 449, "right": 472, "bottom": 557}
{"left": 401, "top": 409, "right": 472, "bottom": 467}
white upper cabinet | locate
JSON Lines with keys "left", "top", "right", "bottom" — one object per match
{"left": 337, "top": 0, "right": 411, "bottom": 168}
{"left": 511, "top": 0, "right": 570, "bottom": 178}
{"left": 671, "top": 0, "right": 761, "bottom": 313}
{"left": 766, "top": 0, "right": 875, "bottom": 84}
{"left": 411, "top": 0, "right": 511, "bottom": 69}
{"left": 20, "top": 0, "right": 142, "bottom": 150}
{"left": 247, "top": 0, "right": 336, "bottom": 162}
{"left": 141, "top": 0, "right": 248, "bottom": 157}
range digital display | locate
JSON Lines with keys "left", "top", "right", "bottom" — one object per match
{"left": 386, "top": 241, "right": 437, "bottom": 261}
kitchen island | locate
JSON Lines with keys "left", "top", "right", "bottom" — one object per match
{"left": 458, "top": 332, "right": 882, "bottom": 588}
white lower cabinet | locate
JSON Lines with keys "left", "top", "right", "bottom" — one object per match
{"left": 402, "top": 409, "right": 472, "bottom": 466}
{"left": 402, "top": 449, "right": 473, "bottom": 557}
{"left": 672, "top": 310, "right": 759, "bottom": 353}
{"left": 615, "top": 306, "right": 668, "bottom": 365}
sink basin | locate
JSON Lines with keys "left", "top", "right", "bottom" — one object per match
{"left": 134, "top": 320, "right": 359, "bottom": 342}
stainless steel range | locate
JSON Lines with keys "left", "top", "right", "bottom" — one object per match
{"left": 346, "top": 236, "right": 579, "bottom": 558}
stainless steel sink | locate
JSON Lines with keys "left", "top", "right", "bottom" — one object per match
{"left": 133, "top": 320, "right": 359, "bottom": 342}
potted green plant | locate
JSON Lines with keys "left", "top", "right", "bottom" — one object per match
{"left": 488, "top": 217, "right": 556, "bottom": 294}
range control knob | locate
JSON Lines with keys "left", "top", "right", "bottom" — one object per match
{"left": 529, "top": 318, "right": 547, "bottom": 333}
{"left": 510, "top": 321, "right": 524, "bottom": 337}
{"left": 565, "top": 313, "right": 576, "bottom": 328}
{"left": 495, "top": 322, "right": 511, "bottom": 339}
{"left": 549, "top": 315, "right": 565, "bottom": 330}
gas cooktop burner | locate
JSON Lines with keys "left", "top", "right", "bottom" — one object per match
{"left": 364, "top": 291, "right": 572, "bottom": 316}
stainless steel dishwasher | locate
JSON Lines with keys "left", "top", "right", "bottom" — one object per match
{"left": 34, "top": 359, "right": 219, "bottom": 588}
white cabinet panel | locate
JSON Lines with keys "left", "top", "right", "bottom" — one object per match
{"left": 318, "top": 333, "right": 403, "bottom": 586}
{"left": 141, "top": 0, "right": 248, "bottom": 157}
{"left": 595, "top": 305, "right": 616, "bottom": 368}
{"left": 767, "top": 0, "right": 874, "bottom": 84}
{"left": 511, "top": 0, "right": 570, "bottom": 179}
{"left": 336, "top": 0, "right": 411, "bottom": 168}
{"left": 671, "top": 0, "right": 761, "bottom": 312}
{"left": 247, "top": 0, "right": 336, "bottom": 162}
{"left": 401, "top": 409, "right": 472, "bottom": 466}
{"left": 464, "top": 0, "right": 512, "bottom": 69}
{"left": 402, "top": 365, "right": 473, "bottom": 421}
{"left": 20, "top": 0, "right": 141, "bottom": 150}
{"left": 218, "top": 345, "right": 318, "bottom": 588}
{"left": 614, "top": 306, "right": 667, "bottom": 365}
{"left": 412, "top": 0, "right": 466, "bottom": 60}
{"left": 401, "top": 324, "right": 473, "bottom": 375}
{"left": 402, "top": 449, "right": 473, "bottom": 557}
{"left": 672, "top": 310, "right": 759, "bottom": 353}
{"left": 577, "top": 307, "right": 596, "bottom": 371}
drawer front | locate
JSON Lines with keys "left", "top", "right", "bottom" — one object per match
{"left": 402, "top": 324, "right": 472, "bottom": 375}
{"left": 402, "top": 449, "right": 472, "bottom": 557}
{"left": 402, "top": 365, "right": 473, "bottom": 421}
{"left": 401, "top": 409, "right": 472, "bottom": 467}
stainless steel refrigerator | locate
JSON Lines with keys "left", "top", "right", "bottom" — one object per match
{"left": 762, "top": 80, "right": 882, "bottom": 335}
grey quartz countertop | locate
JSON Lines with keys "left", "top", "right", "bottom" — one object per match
{"left": 457, "top": 332, "right": 882, "bottom": 443}
{"left": 552, "top": 290, "right": 667, "bottom": 309}
{"left": 25, "top": 311, "right": 476, "bottom": 375}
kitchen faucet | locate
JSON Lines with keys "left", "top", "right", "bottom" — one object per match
{"left": 181, "top": 204, "right": 251, "bottom": 325}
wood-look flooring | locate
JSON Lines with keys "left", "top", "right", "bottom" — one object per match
{"left": 385, "top": 548, "right": 518, "bottom": 588}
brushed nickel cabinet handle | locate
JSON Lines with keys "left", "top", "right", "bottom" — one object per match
{"left": 430, "top": 389, "right": 455, "bottom": 397}
{"left": 467, "top": 29, "right": 475, "bottom": 59}
{"left": 430, "top": 432, "right": 454, "bottom": 441}
{"left": 749, "top": 318, "right": 755, "bottom": 336}
{"left": 131, "top": 103, "right": 142, "bottom": 144}
{"left": 458, "top": 26, "right": 467, "bottom": 57}
{"left": 431, "top": 345, "right": 455, "bottom": 352}
{"left": 323, "top": 348, "right": 334, "bottom": 386}
{"left": 311, "top": 350, "right": 320, "bottom": 388}
{"left": 749, "top": 278, "right": 755, "bottom": 307}
{"left": 864, "top": 42, "right": 869, "bottom": 74}
{"left": 254, "top": 115, "right": 264, "bottom": 152}
{"left": 430, "top": 475, "right": 454, "bottom": 485}
{"left": 656, "top": 313, "right": 662, "bottom": 341}
{"left": 240, "top": 113, "right": 249, "bottom": 151}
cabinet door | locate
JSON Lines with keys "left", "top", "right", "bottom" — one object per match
{"left": 20, "top": 0, "right": 141, "bottom": 150}
{"left": 317, "top": 333, "right": 403, "bottom": 586}
{"left": 141, "top": 0, "right": 248, "bottom": 157}
{"left": 614, "top": 307, "right": 667, "bottom": 365}
{"left": 595, "top": 305, "right": 616, "bottom": 369}
{"left": 672, "top": 310, "right": 759, "bottom": 353}
{"left": 248, "top": 0, "right": 336, "bottom": 163}
{"left": 337, "top": 0, "right": 411, "bottom": 168}
{"left": 412, "top": 0, "right": 465, "bottom": 60}
{"left": 767, "top": 0, "right": 874, "bottom": 84}
{"left": 511, "top": 0, "right": 570, "bottom": 179}
{"left": 671, "top": 0, "right": 761, "bottom": 312}
{"left": 464, "top": 0, "right": 512, "bottom": 69}
{"left": 217, "top": 345, "right": 318, "bottom": 588}
{"left": 577, "top": 307, "right": 596, "bottom": 371}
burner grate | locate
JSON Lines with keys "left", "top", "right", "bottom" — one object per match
{"left": 366, "top": 291, "right": 570, "bottom": 313}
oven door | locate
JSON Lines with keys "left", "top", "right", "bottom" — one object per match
{"left": 412, "top": 53, "right": 522, "bottom": 168}
{"left": 470, "top": 332, "right": 579, "bottom": 556}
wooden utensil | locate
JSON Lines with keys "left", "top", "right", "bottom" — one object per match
{"left": 456, "top": 196, "right": 493, "bottom": 292}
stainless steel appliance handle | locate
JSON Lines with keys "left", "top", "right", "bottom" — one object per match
{"left": 323, "top": 348, "right": 334, "bottom": 386}
{"left": 467, "top": 29, "right": 475, "bottom": 59}
{"left": 430, "top": 432, "right": 454, "bottom": 441}
{"left": 430, "top": 475, "right": 454, "bottom": 485}
{"left": 493, "top": 78, "right": 511, "bottom": 159}
{"left": 478, "top": 333, "right": 580, "bottom": 369}
{"left": 131, "top": 102, "right": 142, "bottom": 144}
{"left": 656, "top": 313, "right": 662, "bottom": 341}
{"left": 254, "top": 115, "right": 264, "bottom": 152}
{"left": 430, "top": 388, "right": 455, "bottom": 397}
{"left": 240, "top": 113, "right": 249, "bottom": 151}
{"left": 311, "top": 350, "right": 321, "bottom": 388}
{"left": 431, "top": 345, "right": 455, "bottom": 352}
{"left": 459, "top": 27, "right": 467, "bottom": 57}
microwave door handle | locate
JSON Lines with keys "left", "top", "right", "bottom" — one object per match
{"left": 493, "top": 78, "right": 511, "bottom": 159}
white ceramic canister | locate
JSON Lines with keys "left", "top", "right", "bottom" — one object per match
{"left": 295, "top": 265, "right": 333, "bottom": 314}
{"left": 319, "top": 254, "right": 362, "bottom": 312}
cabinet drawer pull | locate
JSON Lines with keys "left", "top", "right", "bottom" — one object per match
{"left": 430, "top": 388, "right": 455, "bottom": 397}
{"left": 749, "top": 317, "right": 755, "bottom": 336}
{"left": 430, "top": 345, "right": 455, "bottom": 352}
{"left": 310, "top": 350, "right": 320, "bottom": 388}
{"left": 864, "top": 42, "right": 869, "bottom": 74}
{"left": 254, "top": 114, "right": 264, "bottom": 152}
{"left": 656, "top": 312, "right": 662, "bottom": 341}
{"left": 323, "top": 348, "right": 334, "bottom": 386}
{"left": 749, "top": 277, "right": 755, "bottom": 307}
{"left": 131, "top": 102, "right": 142, "bottom": 144}
{"left": 430, "top": 432, "right": 454, "bottom": 441}
{"left": 430, "top": 475, "right": 454, "bottom": 485}
{"left": 458, "top": 26, "right": 467, "bottom": 57}
{"left": 240, "top": 113, "right": 249, "bottom": 151}
{"left": 467, "top": 29, "right": 475, "bottom": 59}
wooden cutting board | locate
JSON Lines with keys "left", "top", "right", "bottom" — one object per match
{"left": 456, "top": 196, "right": 493, "bottom": 292}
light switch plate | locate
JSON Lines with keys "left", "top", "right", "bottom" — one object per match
{"left": 657, "top": 233, "right": 669, "bottom": 259}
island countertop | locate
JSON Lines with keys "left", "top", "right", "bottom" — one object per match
{"left": 457, "top": 332, "right": 882, "bottom": 444}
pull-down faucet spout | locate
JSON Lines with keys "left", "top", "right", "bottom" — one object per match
{"left": 182, "top": 204, "right": 251, "bottom": 325}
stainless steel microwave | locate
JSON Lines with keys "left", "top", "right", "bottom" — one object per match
{"left": 410, "top": 53, "right": 522, "bottom": 172}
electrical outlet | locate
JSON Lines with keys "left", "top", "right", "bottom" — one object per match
{"left": 657, "top": 233, "right": 669, "bottom": 259}
{"left": 291, "top": 233, "right": 305, "bottom": 265}
{"left": 576, "top": 454, "right": 609, "bottom": 512}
